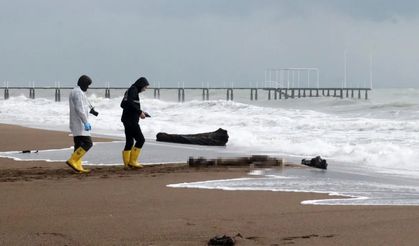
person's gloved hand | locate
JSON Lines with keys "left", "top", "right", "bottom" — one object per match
{"left": 84, "top": 122, "right": 92, "bottom": 131}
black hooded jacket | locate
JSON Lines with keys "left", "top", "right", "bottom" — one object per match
{"left": 121, "top": 77, "right": 149, "bottom": 123}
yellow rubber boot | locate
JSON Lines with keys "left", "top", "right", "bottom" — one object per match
{"left": 122, "top": 150, "right": 131, "bottom": 168}
{"left": 66, "top": 147, "right": 90, "bottom": 173}
{"left": 76, "top": 159, "right": 90, "bottom": 173}
{"left": 128, "top": 147, "right": 143, "bottom": 169}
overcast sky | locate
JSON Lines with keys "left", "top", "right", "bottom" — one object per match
{"left": 0, "top": 0, "right": 418, "bottom": 88}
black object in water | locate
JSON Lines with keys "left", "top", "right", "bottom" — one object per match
{"left": 301, "top": 156, "right": 328, "bottom": 169}
{"left": 21, "top": 150, "right": 39, "bottom": 154}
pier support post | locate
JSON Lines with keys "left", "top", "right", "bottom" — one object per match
{"left": 154, "top": 88, "right": 161, "bottom": 99}
{"left": 291, "top": 89, "right": 295, "bottom": 98}
{"left": 358, "top": 89, "right": 361, "bottom": 99}
{"left": 284, "top": 89, "right": 288, "bottom": 99}
{"left": 250, "top": 88, "right": 258, "bottom": 101}
{"left": 105, "top": 88, "right": 111, "bottom": 98}
{"left": 310, "top": 90, "right": 313, "bottom": 97}
{"left": 55, "top": 88, "right": 61, "bottom": 102}
{"left": 278, "top": 89, "right": 282, "bottom": 99}
{"left": 178, "top": 88, "right": 185, "bottom": 102}
{"left": 29, "top": 88, "right": 35, "bottom": 99}
{"left": 351, "top": 90, "right": 354, "bottom": 98}
{"left": 365, "top": 90, "right": 368, "bottom": 100}
{"left": 316, "top": 89, "right": 319, "bottom": 97}
{"left": 303, "top": 90, "right": 306, "bottom": 97}
{"left": 4, "top": 88, "right": 9, "bottom": 100}
{"left": 340, "top": 89, "right": 343, "bottom": 99}
{"left": 202, "top": 88, "right": 209, "bottom": 101}
{"left": 268, "top": 90, "right": 271, "bottom": 100}
{"left": 226, "top": 88, "right": 233, "bottom": 101}
{"left": 327, "top": 90, "right": 330, "bottom": 97}
{"left": 298, "top": 89, "right": 301, "bottom": 98}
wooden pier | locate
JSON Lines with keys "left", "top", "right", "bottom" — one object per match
{"left": 0, "top": 86, "right": 371, "bottom": 102}
{"left": 264, "top": 87, "right": 371, "bottom": 100}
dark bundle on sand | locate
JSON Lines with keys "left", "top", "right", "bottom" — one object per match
{"left": 301, "top": 156, "right": 328, "bottom": 169}
{"left": 189, "top": 155, "right": 283, "bottom": 168}
{"left": 208, "top": 235, "right": 235, "bottom": 246}
{"left": 156, "top": 128, "right": 229, "bottom": 146}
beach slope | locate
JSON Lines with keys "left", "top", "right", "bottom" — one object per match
{"left": 1, "top": 124, "right": 419, "bottom": 245}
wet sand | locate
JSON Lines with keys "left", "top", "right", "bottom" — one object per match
{"left": 1, "top": 124, "right": 419, "bottom": 245}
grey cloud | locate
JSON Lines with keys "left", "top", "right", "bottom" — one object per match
{"left": 0, "top": 1, "right": 418, "bottom": 87}
{"left": 316, "top": 0, "right": 419, "bottom": 21}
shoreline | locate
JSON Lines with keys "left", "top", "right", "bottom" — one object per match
{"left": 2, "top": 124, "right": 419, "bottom": 245}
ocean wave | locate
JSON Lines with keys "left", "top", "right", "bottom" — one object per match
{"left": 1, "top": 89, "right": 419, "bottom": 176}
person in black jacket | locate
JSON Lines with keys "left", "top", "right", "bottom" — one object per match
{"left": 120, "top": 77, "right": 150, "bottom": 168}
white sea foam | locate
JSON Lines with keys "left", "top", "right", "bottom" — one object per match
{"left": 167, "top": 168, "right": 419, "bottom": 206}
{"left": 1, "top": 88, "right": 419, "bottom": 176}
{"left": 3, "top": 88, "right": 419, "bottom": 205}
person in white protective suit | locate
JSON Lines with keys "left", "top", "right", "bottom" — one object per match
{"left": 66, "top": 75, "right": 94, "bottom": 173}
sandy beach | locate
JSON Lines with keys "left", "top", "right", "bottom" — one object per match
{"left": 1, "top": 124, "right": 419, "bottom": 245}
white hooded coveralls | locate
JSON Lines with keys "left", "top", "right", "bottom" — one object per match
{"left": 69, "top": 86, "right": 90, "bottom": 136}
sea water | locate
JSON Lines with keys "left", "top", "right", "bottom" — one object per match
{"left": 1, "top": 88, "right": 419, "bottom": 205}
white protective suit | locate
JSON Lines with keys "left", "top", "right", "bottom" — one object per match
{"left": 69, "top": 86, "right": 90, "bottom": 136}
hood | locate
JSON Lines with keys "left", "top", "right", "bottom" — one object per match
{"left": 77, "top": 75, "right": 92, "bottom": 92}
{"left": 133, "top": 77, "right": 149, "bottom": 91}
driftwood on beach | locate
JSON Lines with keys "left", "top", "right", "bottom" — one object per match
{"left": 188, "top": 155, "right": 283, "bottom": 168}
{"left": 156, "top": 128, "right": 229, "bottom": 146}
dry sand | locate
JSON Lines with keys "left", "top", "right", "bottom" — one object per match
{"left": 1, "top": 124, "right": 419, "bottom": 245}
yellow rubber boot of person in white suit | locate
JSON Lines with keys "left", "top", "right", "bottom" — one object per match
{"left": 66, "top": 147, "right": 90, "bottom": 173}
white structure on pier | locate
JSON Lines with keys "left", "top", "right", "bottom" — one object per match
{"left": 264, "top": 68, "right": 320, "bottom": 89}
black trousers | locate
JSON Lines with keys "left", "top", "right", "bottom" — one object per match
{"left": 123, "top": 121, "right": 145, "bottom": 150}
{"left": 73, "top": 136, "right": 93, "bottom": 152}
